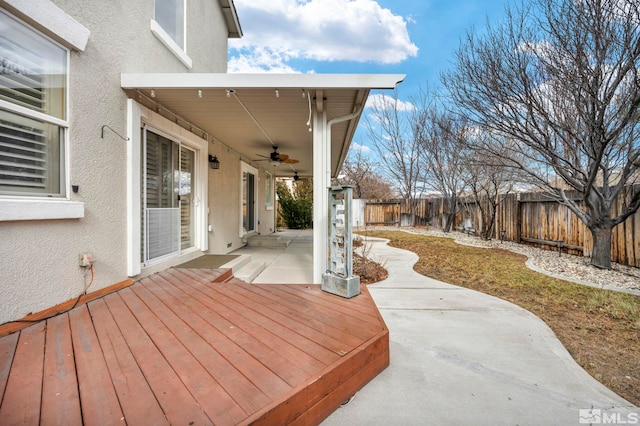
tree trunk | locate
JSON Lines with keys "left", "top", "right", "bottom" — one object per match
{"left": 590, "top": 226, "right": 612, "bottom": 269}
{"left": 443, "top": 212, "right": 455, "bottom": 232}
{"left": 481, "top": 205, "right": 496, "bottom": 240}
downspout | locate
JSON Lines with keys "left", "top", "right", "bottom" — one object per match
{"left": 313, "top": 102, "right": 365, "bottom": 283}
{"left": 324, "top": 102, "right": 366, "bottom": 185}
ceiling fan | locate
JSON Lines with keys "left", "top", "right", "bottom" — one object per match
{"left": 255, "top": 146, "right": 299, "bottom": 165}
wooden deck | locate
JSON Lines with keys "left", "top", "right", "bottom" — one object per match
{"left": 0, "top": 268, "right": 389, "bottom": 425}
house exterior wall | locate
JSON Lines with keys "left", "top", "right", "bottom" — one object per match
{"left": 207, "top": 152, "right": 277, "bottom": 254}
{"left": 0, "top": 0, "right": 263, "bottom": 324}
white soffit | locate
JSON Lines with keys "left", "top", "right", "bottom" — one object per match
{"left": 120, "top": 73, "right": 405, "bottom": 178}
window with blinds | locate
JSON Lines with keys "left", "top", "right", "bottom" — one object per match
{"left": 0, "top": 10, "right": 68, "bottom": 196}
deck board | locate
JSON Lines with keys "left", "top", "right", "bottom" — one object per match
{"left": 221, "top": 284, "right": 359, "bottom": 354}
{"left": 88, "top": 297, "right": 169, "bottom": 426}
{"left": 255, "top": 284, "right": 385, "bottom": 338}
{"left": 41, "top": 314, "right": 82, "bottom": 426}
{"left": 151, "top": 272, "right": 308, "bottom": 391}
{"left": 162, "top": 275, "right": 329, "bottom": 374}
{"left": 179, "top": 272, "right": 342, "bottom": 365}
{"left": 138, "top": 275, "right": 274, "bottom": 412}
{"left": 69, "top": 305, "right": 124, "bottom": 425}
{"left": 0, "top": 267, "right": 389, "bottom": 425}
{"left": 119, "top": 286, "right": 248, "bottom": 425}
{"left": 0, "top": 331, "right": 18, "bottom": 404}
{"left": 102, "top": 292, "right": 212, "bottom": 426}
{"left": 0, "top": 322, "right": 45, "bottom": 425}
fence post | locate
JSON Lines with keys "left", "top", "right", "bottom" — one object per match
{"left": 516, "top": 199, "right": 522, "bottom": 244}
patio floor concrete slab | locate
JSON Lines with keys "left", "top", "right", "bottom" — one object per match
{"left": 322, "top": 236, "right": 638, "bottom": 425}
{"left": 230, "top": 229, "right": 313, "bottom": 284}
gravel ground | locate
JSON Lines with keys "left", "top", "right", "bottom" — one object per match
{"left": 361, "top": 227, "right": 640, "bottom": 296}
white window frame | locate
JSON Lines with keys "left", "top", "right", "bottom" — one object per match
{"left": 150, "top": 0, "right": 192, "bottom": 69}
{"left": 0, "top": 9, "right": 83, "bottom": 222}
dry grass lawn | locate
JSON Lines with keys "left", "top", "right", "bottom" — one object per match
{"left": 359, "top": 230, "right": 640, "bottom": 406}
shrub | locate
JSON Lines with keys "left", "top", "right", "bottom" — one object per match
{"left": 277, "top": 179, "right": 313, "bottom": 229}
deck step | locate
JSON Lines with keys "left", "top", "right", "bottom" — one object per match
{"left": 246, "top": 234, "right": 291, "bottom": 247}
{"left": 219, "top": 254, "right": 251, "bottom": 272}
{"left": 233, "top": 260, "right": 267, "bottom": 282}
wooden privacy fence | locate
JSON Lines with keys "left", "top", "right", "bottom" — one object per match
{"left": 363, "top": 185, "right": 640, "bottom": 268}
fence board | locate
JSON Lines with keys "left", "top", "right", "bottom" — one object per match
{"left": 361, "top": 184, "right": 640, "bottom": 268}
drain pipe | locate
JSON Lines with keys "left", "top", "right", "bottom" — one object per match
{"left": 325, "top": 103, "right": 365, "bottom": 190}
{"left": 313, "top": 102, "right": 365, "bottom": 283}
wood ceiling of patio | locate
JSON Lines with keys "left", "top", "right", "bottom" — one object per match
{"left": 0, "top": 268, "right": 388, "bottom": 425}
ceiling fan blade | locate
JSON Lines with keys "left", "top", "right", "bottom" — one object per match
{"left": 256, "top": 154, "right": 269, "bottom": 159}
{"left": 283, "top": 158, "right": 299, "bottom": 164}
{"left": 275, "top": 153, "right": 289, "bottom": 161}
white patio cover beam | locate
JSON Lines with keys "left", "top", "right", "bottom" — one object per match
{"left": 121, "top": 73, "right": 404, "bottom": 90}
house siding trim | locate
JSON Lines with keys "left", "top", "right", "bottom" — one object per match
{"left": 150, "top": 18, "right": 193, "bottom": 69}
{"left": 0, "top": 0, "right": 90, "bottom": 51}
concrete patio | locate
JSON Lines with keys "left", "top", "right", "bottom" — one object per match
{"left": 226, "top": 229, "right": 314, "bottom": 284}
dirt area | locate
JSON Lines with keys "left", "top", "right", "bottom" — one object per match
{"left": 356, "top": 229, "right": 640, "bottom": 407}
{"left": 353, "top": 252, "right": 388, "bottom": 284}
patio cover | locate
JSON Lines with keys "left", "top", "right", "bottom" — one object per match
{"left": 121, "top": 73, "right": 404, "bottom": 178}
{"left": 121, "top": 72, "right": 405, "bottom": 282}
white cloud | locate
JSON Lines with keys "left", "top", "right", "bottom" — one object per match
{"left": 228, "top": 47, "right": 311, "bottom": 73}
{"left": 230, "top": 0, "right": 418, "bottom": 72}
{"left": 350, "top": 142, "right": 371, "bottom": 153}
{"left": 366, "top": 94, "right": 415, "bottom": 111}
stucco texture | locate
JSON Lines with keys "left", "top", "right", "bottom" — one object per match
{"left": 0, "top": 0, "right": 232, "bottom": 324}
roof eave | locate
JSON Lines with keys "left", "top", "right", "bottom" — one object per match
{"left": 219, "top": 0, "right": 243, "bottom": 38}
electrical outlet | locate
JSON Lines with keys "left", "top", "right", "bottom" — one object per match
{"left": 79, "top": 253, "right": 94, "bottom": 267}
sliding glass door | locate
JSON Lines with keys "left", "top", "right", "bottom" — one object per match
{"left": 142, "top": 128, "right": 195, "bottom": 264}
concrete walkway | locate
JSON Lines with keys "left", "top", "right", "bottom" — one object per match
{"left": 322, "top": 236, "right": 638, "bottom": 425}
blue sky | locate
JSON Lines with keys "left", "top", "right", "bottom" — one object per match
{"left": 228, "top": 0, "right": 511, "bottom": 150}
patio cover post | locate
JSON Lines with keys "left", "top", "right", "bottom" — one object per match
{"left": 313, "top": 96, "right": 328, "bottom": 283}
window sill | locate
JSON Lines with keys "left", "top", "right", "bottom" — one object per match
{"left": 150, "top": 19, "right": 193, "bottom": 69}
{"left": 0, "top": 199, "right": 85, "bottom": 221}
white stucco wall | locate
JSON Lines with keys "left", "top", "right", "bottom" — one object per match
{"left": 206, "top": 147, "right": 276, "bottom": 254}
{"left": 0, "top": 0, "right": 232, "bottom": 324}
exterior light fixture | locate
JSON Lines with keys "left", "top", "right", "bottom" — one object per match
{"left": 198, "top": 89, "right": 203, "bottom": 98}
{"left": 208, "top": 155, "right": 220, "bottom": 169}
{"left": 150, "top": 89, "right": 156, "bottom": 98}
{"left": 275, "top": 89, "right": 280, "bottom": 98}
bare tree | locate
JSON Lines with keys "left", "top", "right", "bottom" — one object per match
{"left": 367, "top": 90, "right": 425, "bottom": 224}
{"left": 443, "top": 0, "right": 640, "bottom": 268}
{"left": 461, "top": 132, "right": 518, "bottom": 240}
{"left": 336, "top": 147, "right": 395, "bottom": 199}
{"left": 415, "top": 96, "right": 470, "bottom": 232}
